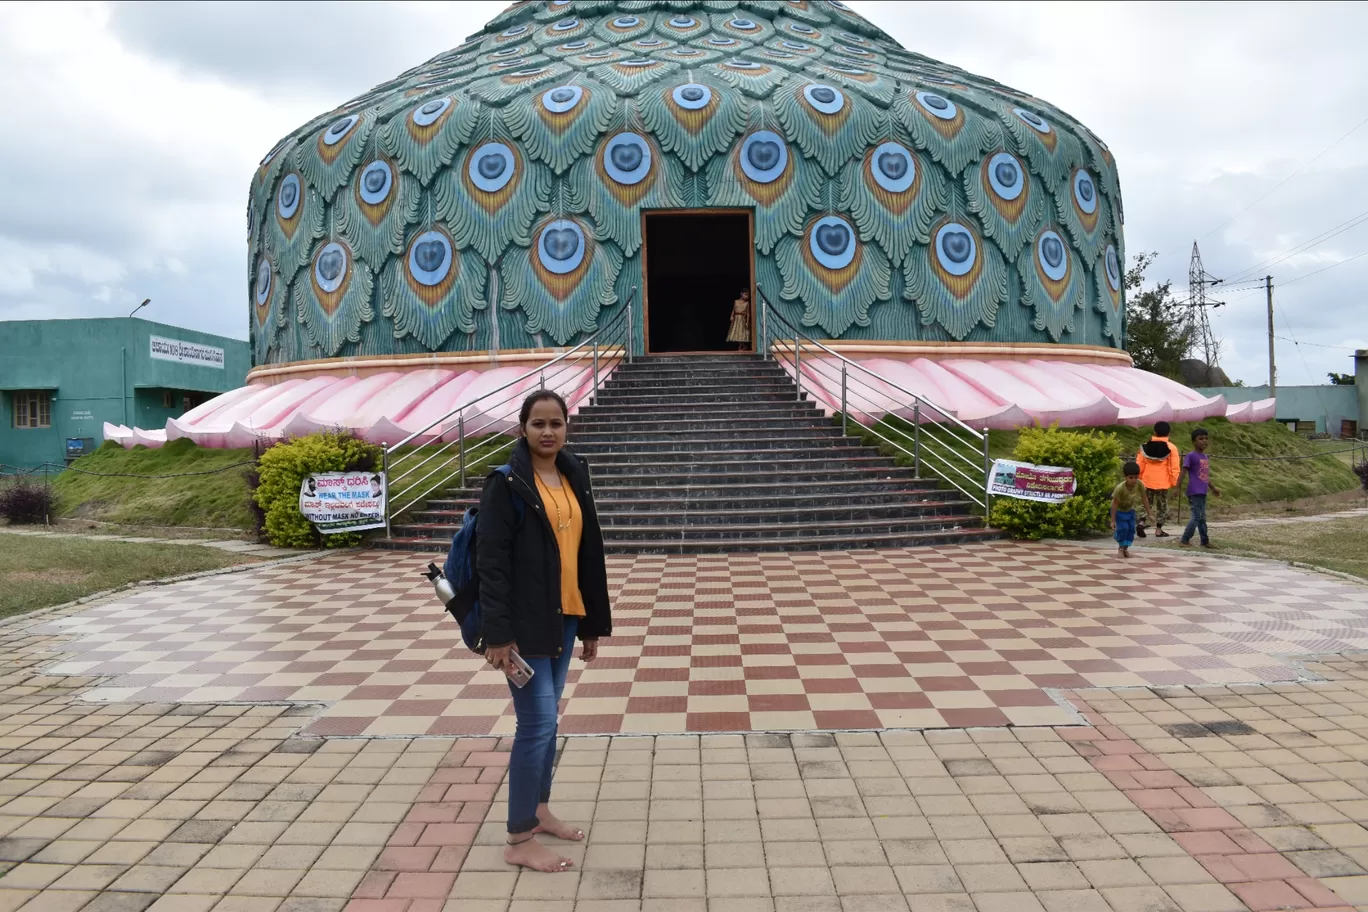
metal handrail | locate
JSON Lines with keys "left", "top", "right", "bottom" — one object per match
{"left": 382, "top": 287, "right": 636, "bottom": 533}
{"left": 757, "top": 286, "right": 990, "bottom": 511}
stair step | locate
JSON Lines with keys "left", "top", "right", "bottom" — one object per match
{"left": 374, "top": 526, "right": 1003, "bottom": 554}
{"left": 435, "top": 476, "right": 944, "bottom": 504}
{"left": 412, "top": 499, "right": 968, "bottom": 527}
{"left": 573, "top": 437, "right": 864, "bottom": 456}
{"left": 424, "top": 483, "right": 952, "bottom": 512}
{"left": 572, "top": 416, "right": 835, "bottom": 435}
{"left": 593, "top": 391, "right": 806, "bottom": 406}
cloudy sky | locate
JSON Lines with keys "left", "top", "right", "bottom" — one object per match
{"left": 2, "top": 1, "right": 1365, "bottom": 386}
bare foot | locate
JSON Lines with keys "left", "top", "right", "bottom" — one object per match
{"left": 533, "top": 808, "right": 586, "bottom": 842}
{"left": 505, "top": 836, "right": 572, "bottom": 872}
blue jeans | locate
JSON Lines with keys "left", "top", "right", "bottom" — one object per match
{"left": 1182, "top": 494, "right": 1209, "bottom": 545}
{"left": 1114, "top": 510, "right": 1136, "bottom": 548}
{"left": 506, "top": 618, "right": 577, "bottom": 834}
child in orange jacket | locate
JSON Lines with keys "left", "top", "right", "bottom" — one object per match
{"left": 1136, "top": 420, "right": 1181, "bottom": 537}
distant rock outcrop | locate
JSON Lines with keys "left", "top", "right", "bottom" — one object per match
{"left": 1181, "top": 359, "right": 1232, "bottom": 388}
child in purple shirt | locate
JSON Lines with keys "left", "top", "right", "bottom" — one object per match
{"left": 1180, "top": 427, "right": 1221, "bottom": 547}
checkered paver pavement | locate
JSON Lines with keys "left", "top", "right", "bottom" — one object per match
{"left": 33, "top": 543, "right": 1368, "bottom": 738}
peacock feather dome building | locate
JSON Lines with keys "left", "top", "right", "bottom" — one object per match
{"left": 109, "top": 0, "right": 1267, "bottom": 450}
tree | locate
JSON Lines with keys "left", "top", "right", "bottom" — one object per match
{"left": 1125, "top": 252, "right": 1194, "bottom": 380}
{"left": 1328, "top": 372, "right": 1355, "bottom": 385}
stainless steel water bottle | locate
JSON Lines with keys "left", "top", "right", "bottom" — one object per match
{"left": 424, "top": 563, "right": 457, "bottom": 610}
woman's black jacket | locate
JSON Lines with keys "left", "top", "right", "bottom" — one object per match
{"left": 475, "top": 438, "right": 612, "bottom": 658}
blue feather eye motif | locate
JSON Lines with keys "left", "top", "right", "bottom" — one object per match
{"left": 788, "top": 23, "right": 816, "bottom": 34}
{"left": 1105, "top": 244, "right": 1121, "bottom": 291}
{"left": 729, "top": 18, "right": 759, "bottom": 30}
{"left": 541, "top": 84, "right": 583, "bottom": 114}
{"left": 987, "top": 152, "right": 1024, "bottom": 201}
{"left": 537, "top": 219, "right": 586, "bottom": 274}
{"left": 871, "top": 142, "right": 915, "bottom": 193}
{"left": 708, "top": 37, "right": 739, "bottom": 46}
{"left": 314, "top": 242, "right": 349, "bottom": 293}
{"left": 1014, "top": 107, "right": 1052, "bottom": 135}
{"left": 408, "top": 230, "right": 454, "bottom": 286}
{"left": 358, "top": 161, "right": 393, "bottom": 205}
{"left": 740, "top": 130, "right": 788, "bottom": 183}
{"left": 809, "top": 216, "right": 856, "bottom": 269}
{"left": 613, "top": 16, "right": 640, "bottom": 27}
{"left": 552, "top": 18, "right": 579, "bottom": 31}
{"left": 915, "top": 92, "right": 957, "bottom": 121}
{"left": 603, "top": 133, "right": 652, "bottom": 185}
{"left": 669, "top": 15, "right": 696, "bottom": 27}
{"left": 935, "top": 223, "right": 977, "bottom": 277}
{"left": 412, "top": 98, "right": 450, "bottom": 127}
{"left": 254, "top": 259, "right": 272, "bottom": 308}
{"left": 323, "top": 115, "right": 359, "bottom": 146}
{"left": 782, "top": 41, "right": 813, "bottom": 52}
{"left": 500, "top": 25, "right": 528, "bottom": 38}
{"left": 1073, "top": 170, "right": 1098, "bottom": 215}
{"left": 468, "top": 143, "right": 515, "bottom": 192}
{"left": 672, "top": 83, "right": 712, "bottom": 110}
{"left": 277, "top": 174, "right": 301, "bottom": 219}
{"left": 802, "top": 84, "right": 844, "bottom": 115}
{"left": 1036, "top": 230, "right": 1068, "bottom": 282}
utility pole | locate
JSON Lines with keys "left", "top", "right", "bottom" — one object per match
{"left": 1265, "top": 275, "right": 1276, "bottom": 395}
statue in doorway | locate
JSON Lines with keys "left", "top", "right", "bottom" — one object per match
{"left": 726, "top": 289, "right": 751, "bottom": 351}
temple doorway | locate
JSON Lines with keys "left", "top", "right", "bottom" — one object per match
{"left": 643, "top": 210, "right": 754, "bottom": 354}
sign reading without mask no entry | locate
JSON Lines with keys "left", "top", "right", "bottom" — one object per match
{"left": 988, "top": 459, "right": 1076, "bottom": 504}
{"left": 300, "top": 472, "right": 388, "bottom": 534}
{"left": 149, "top": 336, "right": 225, "bottom": 369}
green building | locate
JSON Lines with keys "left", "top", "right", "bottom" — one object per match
{"left": 0, "top": 318, "right": 249, "bottom": 469}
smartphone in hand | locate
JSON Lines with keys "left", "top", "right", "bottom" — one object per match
{"left": 504, "top": 651, "right": 535, "bottom": 688}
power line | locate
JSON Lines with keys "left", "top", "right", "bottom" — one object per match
{"left": 1201, "top": 112, "right": 1368, "bottom": 239}
{"left": 1272, "top": 335, "right": 1361, "bottom": 351}
{"left": 1280, "top": 249, "right": 1368, "bottom": 287}
{"left": 1223, "top": 208, "right": 1368, "bottom": 284}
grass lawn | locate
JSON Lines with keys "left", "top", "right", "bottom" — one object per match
{"left": 51, "top": 438, "right": 258, "bottom": 530}
{"left": 1149, "top": 514, "right": 1368, "bottom": 582}
{"left": 0, "top": 533, "right": 258, "bottom": 620}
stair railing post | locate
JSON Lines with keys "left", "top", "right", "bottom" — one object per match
{"left": 762, "top": 300, "right": 769, "bottom": 361}
{"left": 840, "top": 363, "right": 848, "bottom": 436}
{"left": 381, "top": 443, "right": 390, "bottom": 538}
{"left": 913, "top": 404, "right": 921, "bottom": 479}
{"left": 627, "top": 301, "right": 634, "bottom": 364}
{"left": 794, "top": 336, "right": 802, "bottom": 402}
{"left": 592, "top": 341, "right": 600, "bottom": 405}
{"left": 458, "top": 413, "right": 466, "bottom": 490}
{"left": 981, "top": 427, "right": 992, "bottom": 523}
{"left": 539, "top": 367, "right": 545, "bottom": 390}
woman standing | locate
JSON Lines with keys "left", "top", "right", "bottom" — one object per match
{"left": 726, "top": 289, "right": 751, "bottom": 351}
{"left": 477, "top": 390, "right": 612, "bottom": 873}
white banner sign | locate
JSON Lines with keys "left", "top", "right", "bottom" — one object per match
{"left": 150, "top": 335, "right": 225, "bottom": 369}
{"left": 299, "top": 472, "right": 387, "bottom": 534}
{"left": 988, "top": 459, "right": 1076, "bottom": 504}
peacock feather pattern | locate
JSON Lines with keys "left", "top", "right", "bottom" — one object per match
{"left": 839, "top": 137, "right": 947, "bottom": 267}
{"left": 501, "top": 213, "right": 624, "bottom": 345}
{"left": 893, "top": 87, "right": 999, "bottom": 177}
{"left": 379, "top": 93, "right": 480, "bottom": 185}
{"left": 776, "top": 213, "right": 891, "bottom": 336}
{"left": 963, "top": 149, "right": 1046, "bottom": 262}
{"left": 707, "top": 115, "right": 823, "bottom": 254}
{"left": 1094, "top": 241, "right": 1125, "bottom": 343}
{"left": 246, "top": 0, "right": 1126, "bottom": 367}
{"left": 293, "top": 237, "right": 375, "bottom": 357}
{"left": 904, "top": 206, "right": 1010, "bottom": 341}
{"left": 640, "top": 75, "right": 746, "bottom": 172}
{"left": 336, "top": 160, "right": 424, "bottom": 267}
{"left": 773, "top": 79, "right": 880, "bottom": 176}
{"left": 381, "top": 225, "right": 489, "bottom": 350}
{"left": 506, "top": 78, "right": 619, "bottom": 173}
{"left": 1018, "top": 225, "right": 1085, "bottom": 341}
{"left": 435, "top": 125, "right": 553, "bottom": 263}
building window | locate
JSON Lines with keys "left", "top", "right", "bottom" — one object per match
{"left": 163, "top": 391, "right": 174, "bottom": 408}
{"left": 12, "top": 391, "right": 52, "bottom": 429}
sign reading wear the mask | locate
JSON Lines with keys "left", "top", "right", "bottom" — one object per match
{"left": 149, "top": 336, "right": 225, "bottom": 369}
{"left": 987, "top": 459, "right": 1075, "bottom": 504}
{"left": 300, "top": 472, "right": 387, "bottom": 534}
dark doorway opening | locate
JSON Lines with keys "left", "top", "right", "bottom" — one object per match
{"left": 644, "top": 211, "right": 753, "bottom": 354}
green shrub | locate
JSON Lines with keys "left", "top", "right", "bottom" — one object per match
{"left": 254, "top": 432, "right": 381, "bottom": 548}
{"left": 990, "top": 427, "right": 1121, "bottom": 540}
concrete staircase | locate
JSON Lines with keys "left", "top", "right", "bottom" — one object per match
{"left": 376, "top": 354, "right": 998, "bottom": 554}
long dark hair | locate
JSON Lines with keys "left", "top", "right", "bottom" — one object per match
{"left": 519, "top": 389, "right": 569, "bottom": 434}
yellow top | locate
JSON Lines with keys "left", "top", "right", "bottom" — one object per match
{"left": 534, "top": 472, "right": 586, "bottom": 618}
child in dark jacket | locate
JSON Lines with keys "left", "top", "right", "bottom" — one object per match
{"left": 1136, "top": 420, "right": 1180, "bottom": 538}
